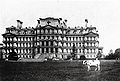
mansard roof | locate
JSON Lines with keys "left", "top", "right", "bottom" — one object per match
{"left": 66, "top": 26, "right": 85, "bottom": 34}
{"left": 2, "top": 33, "right": 16, "bottom": 37}
{"left": 38, "top": 17, "right": 67, "bottom": 28}
{"left": 2, "top": 17, "right": 99, "bottom": 37}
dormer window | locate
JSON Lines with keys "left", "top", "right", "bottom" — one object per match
{"left": 47, "top": 21, "right": 51, "bottom": 25}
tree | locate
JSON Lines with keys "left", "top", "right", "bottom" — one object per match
{"left": 114, "top": 48, "right": 120, "bottom": 59}
{"left": 105, "top": 49, "right": 119, "bottom": 60}
{"left": 96, "top": 51, "right": 102, "bottom": 59}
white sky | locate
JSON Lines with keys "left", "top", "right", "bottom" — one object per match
{"left": 0, "top": 0, "right": 120, "bottom": 55}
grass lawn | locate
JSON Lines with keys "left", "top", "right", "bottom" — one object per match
{"left": 0, "top": 60, "right": 120, "bottom": 81}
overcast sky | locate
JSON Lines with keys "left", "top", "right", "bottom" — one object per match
{"left": 0, "top": 0, "right": 120, "bottom": 55}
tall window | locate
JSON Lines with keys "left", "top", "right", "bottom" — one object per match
{"left": 42, "top": 48, "right": 44, "bottom": 53}
{"left": 55, "top": 48, "right": 58, "bottom": 53}
{"left": 51, "top": 48, "right": 53, "bottom": 53}
{"left": 46, "top": 41, "right": 49, "bottom": 46}
{"left": 46, "top": 48, "right": 49, "bottom": 53}
{"left": 51, "top": 41, "right": 53, "bottom": 46}
{"left": 79, "top": 37, "right": 81, "bottom": 41}
{"left": 52, "top": 36, "right": 54, "bottom": 39}
{"left": 42, "top": 41, "right": 44, "bottom": 46}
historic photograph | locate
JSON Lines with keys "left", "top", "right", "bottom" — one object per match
{"left": 0, "top": 0, "right": 120, "bottom": 81}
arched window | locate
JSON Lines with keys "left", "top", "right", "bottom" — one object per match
{"left": 29, "top": 49, "right": 31, "bottom": 53}
{"left": 76, "top": 37, "right": 78, "bottom": 41}
{"left": 17, "top": 49, "right": 20, "bottom": 53}
{"left": 85, "top": 49, "right": 87, "bottom": 53}
{"left": 58, "top": 30, "right": 62, "bottom": 34}
{"left": 52, "top": 29, "right": 54, "bottom": 34}
{"left": 26, "top": 49, "right": 28, "bottom": 53}
{"left": 90, "top": 55, "right": 92, "bottom": 58}
{"left": 88, "top": 49, "right": 91, "bottom": 53}
{"left": 26, "top": 43, "right": 28, "bottom": 47}
{"left": 76, "top": 43, "right": 78, "bottom": 46}
{"left": 66, "top": 43, "right": 68, "bottom": 46}
{"left": 79, "top": 37, "right": 81, "bottom": 41}
{"left": 37, "top": 30, "right": 40, "bottom": 33}
{"left": 42, "top": 48, "right": 44, "bottom": 53}
{"left": 73, "top": 37, "right": 75, "bottom": 41}
{"left": 87, "top": 55, "right": 89, "bottom": 58}
{"left": 52, "top": 36, "right": 54, "bottom": 39}
{"left": 95, "top": 37, "right": 98, "bottom": 41}
{"left": 43, "top": 29, "right": 45, "bottom": 34}
{"left": 94, "top": 49, "right": 95, "bottom": 53}
{"left": 79, "top": 49, "right": 81, "bottom": 53}
{"left": 94, "top": 37, "right": 95, "bottom": 40}
{"left": 21, "top": 37, "right": 23, "bottom": 41}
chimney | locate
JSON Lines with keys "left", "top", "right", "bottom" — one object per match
{"left": 37, "top": 20, "right": 40, "bottom": 24}
{"left": 17, "top": 20, "right": 23, "bottom": 28}
{"left": 19, "top": 21, "right": 23, "bottom": 28}
{"left": 17, "top": 20, "right": 20, "bottom": 28}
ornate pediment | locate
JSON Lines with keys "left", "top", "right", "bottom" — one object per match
{"left": 40, "top": 25, "right": 59, "bottom": 30}
{"left": 83, "top": 32, "right": 99, "bottom": 37}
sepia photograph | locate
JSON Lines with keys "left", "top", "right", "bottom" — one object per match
{"left": 0, "top": 0, "right": 120, "bottom": 81}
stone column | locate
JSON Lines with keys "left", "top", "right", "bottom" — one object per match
{"left": 44, "top": 48, "right": 46, "bottom": 53}
{"left": 49, "top": 48, "right": 51, "bottom": 53}
{"left": 44, "top": 41, "right": 46, "bottom": 46}
{"left": 53, "top": 48, "right": 55, "bottom": 53}
{"left": 49, "top": 41, "right": 50, "bottom": 46}
{"left": 40, "top": 48, "right": 41, "bottom": 53}
{"left": 20, "top": 49, "right": 21, "bottom": 54}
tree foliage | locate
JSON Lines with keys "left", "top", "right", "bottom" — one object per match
{"left": 114, "top": 48, "right": 120, "bottom": 59}
{"left": 105, "top": 48, "right": 120, "bottom": 60}
{"left": 96, "top": 51, "right": 102, "bottom": 59}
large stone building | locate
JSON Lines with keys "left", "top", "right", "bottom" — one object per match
{"left": 2, "top": 17, "right": 102, "bottom": 59}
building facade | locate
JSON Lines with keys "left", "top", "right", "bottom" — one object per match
{"left": 2, "top": 17, "right": 101, "bottom": 59}
{"left": 0, "top": 43, "right": 3, "bottom": 60}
